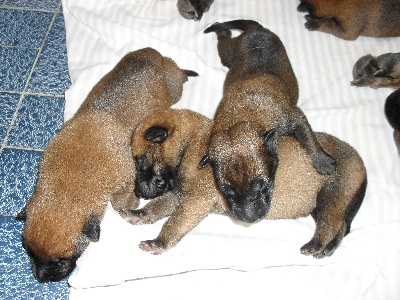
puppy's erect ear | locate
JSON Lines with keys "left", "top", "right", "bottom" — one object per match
{"left": 262, "top": 128, "right": 278, "bottom": 156}
{"left": 198, "top": 153, "right": 210, "bottom": 169}
{"left": 82, "top": 216, "right": 101, "bottom": 242}
{"left": 145, "top": 126, "right": 168, "bottom": 143}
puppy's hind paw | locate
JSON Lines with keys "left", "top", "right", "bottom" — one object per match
{"left": 139, "top": 239, "right": 166, "bottom": 255}
{"left": 119, "top": 209, "right": 147, "bottom": 225}
{"left": 300, "top": 239, "right": 323, "bottom": 256}
{"left": 304, "top": 15, "right": 320, "bottom": 31}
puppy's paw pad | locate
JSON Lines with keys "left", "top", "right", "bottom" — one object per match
{"left": 139, "top": 240, "right": 165, "bottom": 255}
{"left": 120, "top": 209, "right": 146, "bottom": 225}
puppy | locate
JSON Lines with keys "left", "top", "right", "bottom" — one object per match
{"left": 384, "top": 89, "right": 400, "bottom": 155}
{"left": 177, "top": 0, "right": 214, "bottom": 20}
{"left": 122, "top": 109, "right": 367, "bottom": 259}
{"left": 199, "top": 20, "right": 335, "bottom": 224}
{"left": 297, "top": 0, "right": 400, "bottom": 40}
{"left": 17, "top": 48, "right": 197, "bottom": 283}
{"left": 351, "top": 53, "right": 400, "bottom": 88}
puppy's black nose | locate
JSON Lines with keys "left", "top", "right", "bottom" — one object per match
{"left": 154, "top": 177, "right": 167, "bottom": 189}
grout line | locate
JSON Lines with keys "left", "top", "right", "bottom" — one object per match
{"left": 0, "top": 4, "right": 62, "bottom": 156}
{"left": 0, "top": 89, "right": 66, "bottom": 98}
{"left": 5, "top": 145, "right": 44, "bottom": 152}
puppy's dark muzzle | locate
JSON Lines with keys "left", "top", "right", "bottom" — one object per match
{"left": 227, "top": 200, "right": 269, "bottom": 224}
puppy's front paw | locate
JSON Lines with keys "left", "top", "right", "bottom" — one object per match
{"left": 304, "top": 15, "right": 320, "bottom": 31}
{"left": 313, "top": 151, "right": 336, "bottom": 175}
{"left": 300, "top": 239, "right": 323, "bottom": 256}
{"left": 119, "top": 209, "right": 147, "bottom": 225}
{"left": 139, "top": 239, "right": 166, "bottom": 255}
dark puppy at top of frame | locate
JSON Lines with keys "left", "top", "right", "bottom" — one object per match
{"left": 351, "top": 53, "right": 400, "bottom": 89}
{"left": 384, "top": 89, "right": 400, "bottom": 155}
{"left": 17, "top": 48, "right": 197, "bottom": 283}
{"left": 122, "top": 108, "right": 367, "bottom": 259}
{"left": 177, "top": 0, "right": 214, "bottom": 21}
{"left": 298, "top": 0, "right": 400, "bottom": 40}
{"left": 199, "top": 20, "right": 335, "bottom": 224}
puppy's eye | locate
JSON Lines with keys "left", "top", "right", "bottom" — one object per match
{"left": 145, "top": 126, "right": 168, "bottom": 143}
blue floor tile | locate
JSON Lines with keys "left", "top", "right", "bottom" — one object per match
{"left": 27, "top": 13, "right": 71, "bottom": 95}
{"left": 5, "top": 0, "right": 60, "bottom": 12}
{"left": 0, "top": 47, "right": 37, "bottom": 92}
{"left": 0, "top": 149, "right": 42, "bottom": 216}
{"left": 42, "top": 280, "right": 70, "bottom": 300}
{"left": 7, "top": 95, "right": 64, "bottom": 149}
{"left": 0, "top": 216, "right": 42, "bottom": 300}
{"left": 0, "top": 9, "right": 53, "bottom": 48}
{"left": 0, "top": 93, "right": 20, "bottom": 144}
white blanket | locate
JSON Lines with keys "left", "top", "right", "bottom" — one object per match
{"left": 62, "top": 0, "right": 400, "bottom": 299}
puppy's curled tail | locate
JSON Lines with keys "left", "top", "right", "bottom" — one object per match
{"left": 384, "top": 89, "right": 400, "bottom": 130}
{"left": 204, "top": 19, "right": 264, "bottom": 34}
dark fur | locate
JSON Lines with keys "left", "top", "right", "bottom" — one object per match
{"left": 19, "top": 48, "right": 197, "bottom": 282}
{"left": 177, "top": 0, "right": 214, "bottom": 20}
{"left": 123, "top": 109, "right": 367, "bottom": 259}
{"left": 200, "top": 20, "right": 335, "bottom": 223}
{"left": 298, "top": 0, "right": 400, "bottom": 40}
{"left": 384, "top": 89, "right": 400, "bottom": 155}
{"left": 351, "top": 53, "right": 400, "bottom": 88}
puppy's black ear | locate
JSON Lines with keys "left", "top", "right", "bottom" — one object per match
{"left": 182, "top": 69, "right": 199, "bottom": 77}
{"left": 262, "top": 128, "right": 278, "bottom": 156}
{"left": 198, "top": 154, "right": 210, "bottom": 169}
{"left": 82, "top": 216, "right": 101, "bottom": 242}
{"left": 145, "top": 126, "right": 168, "bottom": 143}
{"left": 16, "top": 207, "right": 27, "bottom": 221}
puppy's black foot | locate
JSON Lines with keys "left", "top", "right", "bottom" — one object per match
{"left": 139, "top": 239, "right": 166, "bottom": 255}
{"left": 119, "top": 209, "right": 147, "bottom": 225}
{"left": 300, "top": 239, "right": 323, "bottom": 256}
{"left": 304, "top": 14, "right": 321, "bottom": 31}
{"left": 312, "top": 151, "right": 336, "bottom": 175}
{"left": 297, "top": 1, "right": 314, "bottom": 13}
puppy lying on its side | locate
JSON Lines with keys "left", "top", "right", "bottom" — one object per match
{"left": 351, "top": 53, "right": 400, "bottom": 89}
{"left": 297, "top": 0, "right": 400, "bottom": 40}
{"left": 384, "top": 89, "right": 400, "bottom": 155}
{"left": 17, "top": 48, "right": 197, "bottom": 283}
{"left": 199, "top": 20, "right": 335, "bottom": 224}
{"left": 122, "top": 109, "right": 367, "bottom": 259}
{"left": 177, "top": 0, "right": 214, "bottom": 21}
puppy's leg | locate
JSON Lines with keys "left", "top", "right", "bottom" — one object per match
{"left": 111, "top": 181, "right": 138, "bottom": 211}
{"left": 289, "top": 108, "right": 335, "bottom": 175}
{"left": 120, "top": 193, "right": 179, "bottom": 225}
{"left": 300, "top": 178, "right": 366, "bottom": 258}
{"left": 140, "top": 193, "right": 217, "bottom": 254}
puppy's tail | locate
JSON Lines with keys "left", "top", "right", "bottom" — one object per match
{"left": 384, "top": 89, "right": 400, "bottom": 130}
{"left": 204, "top": 19, "right": 264, "bottom": 34}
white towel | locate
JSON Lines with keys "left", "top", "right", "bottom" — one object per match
{"left": 61, "top": 0, "right": 400, "bottom": 299}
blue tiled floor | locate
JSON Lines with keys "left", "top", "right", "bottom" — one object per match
{"left": 0, "top": 0, "right": 71, "bottom": 299}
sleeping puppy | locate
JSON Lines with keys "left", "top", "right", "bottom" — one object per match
{"left": 384, "top": 89, "right": 400, "bottom": 155}
{"left": 177, "top": 0, "right": 214, "bottom": 20}
{"left": 351, "top": 53, "right": 400, "bottom": 89}
{"left": 17, "top": 48, "right": 197, "bottom": 283}
{"left": 199, "top": 20, "right": 335, "bottom": 224}
{"left": 122, "top": 109, "right": 367, "bottom": 259}
{"left": 297, "top": 0, "right": 400, "bottom": 40}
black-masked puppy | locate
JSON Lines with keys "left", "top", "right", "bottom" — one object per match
{"left": 123, "top": 109, "right": 367, "bottom": 259}
{"left": 351, "top": 53, "right": 400, "bottom": 89}
{"left": 177, "top": 0, "right": 214, "bottom": 21}
{"left": 385, "top": 89, "right": 400, "bottom": 155}
{"left": 199, "top": 20, "right": 335, "bottom": 224}
{"left": 17, "top": 48, "right": 197, "bottom": 283}
{"left": 298, "top": 0, "right": 400, "bottom": 40}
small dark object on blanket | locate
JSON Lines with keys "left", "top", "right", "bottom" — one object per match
{"left": 351, "top": 53, "right": 400, "bottom": 89}
{"left": 199, "top": 19, "right": 335, "bottom": 225}
{"left": 177, "top": 0, "right": 214, "bottom": 20}
{"left": 297, "top": 0, "right": 400, "bottom": 40}
{"left": 384, "top": 89, "right": 400, "bottom": 155}
{"left": 17, "top": 48, "right": 197, "bottom": 283}
{"left": 122, "top": 108, "right": 367, "bottom": 259}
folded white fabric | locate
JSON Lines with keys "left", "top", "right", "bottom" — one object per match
{"left": 62, "top": 0, "right": 400, "bottom": 299}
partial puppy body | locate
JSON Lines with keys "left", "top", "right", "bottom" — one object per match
{"left": 384, "top": 89, "right": 400, "bottom": 155}
{"left": 298, "top": 0, "right": 400, "bottom": 40}
{"left": 123, "top": 109, "right": 367, "bottom": 259}
{"left": 19, "top": 48, "right": 197, "bottom": 282}
{"left": 200, "top": 20, "right": 335, "bottom": 224}
{"left": 351, "top": 53, "right": 400, "bottom": 89}
{"left": 177, "top": 0, "right": 214, "bottom": 20}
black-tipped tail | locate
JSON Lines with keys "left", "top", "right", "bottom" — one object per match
{"left": 204, "top": 19, "right": 264, "bottom": 34}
